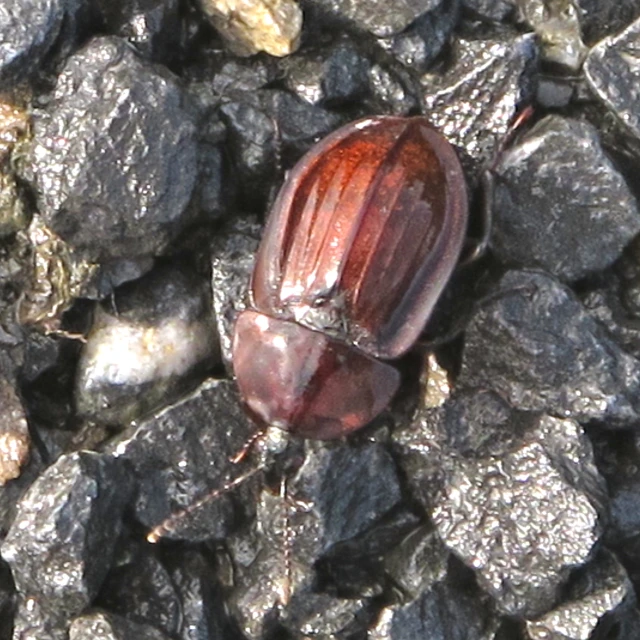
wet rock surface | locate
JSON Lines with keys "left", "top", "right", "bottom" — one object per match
{"left": 3, "top": 4, "right": 640, "bottom": 640}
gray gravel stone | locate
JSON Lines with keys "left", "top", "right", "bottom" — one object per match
{"left": 228, "top": 439, "right": 411, "bottom": 639}
{"left": 0, "top": 0, "right": 64, "bottom": 88}
{"left": 462, "top": 0, "right": 515, "bottom": 21}
{"left": 69, "top": 611, "right": 172, "bottom": 640}
{"left": 585, "top": 16, "right": 640, "bottom": 157}
{"left": 1, "top": 452, "right": 133, "bottom": 635}
{"left": 370, "top": 526, "right": 500, "bottom": 640}
{"left": 460, "top": 270, "right": 640, "bottom": 426}
{"left": 492, "top": 115, "right": 640, "bottom": 281}
{"left": 97, "top": 539, "right": 182, "bottom": 636}
{"left": 112, "top": 378, "right": 259, "bottom": 543}
{"left": 210, "top": 217, "right": 261, "bottom": 372}
{"left": 422, "top": 32, "right": 537, "bottom": 172}
{"left": 25, "top": 36, "right": 199, "bottom": 263}
{"left": 94, "top": 0, "right": 183, "bottom": 62}
{"left": 432, "top": 413, "right": 604, "bottom": 617}
{"left": 305, "top": 0, "right": 443, "bottom": 37}
{"left": 526, "top": 551, "right": 632, "bottom": 640}
{"left": 577, "top": 0, "right": 640, "bottom": 45}
{"left": 281, "top": 38, "right": 371, "bottom": 106}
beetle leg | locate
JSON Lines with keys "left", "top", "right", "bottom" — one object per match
{"left": 458, "top": 168, "right": 494, "bottom": 267}
{"left": 457, "top": 105, "right": 535, "bottom": 268}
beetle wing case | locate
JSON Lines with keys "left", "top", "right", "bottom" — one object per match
{"left": 251, "top": 116, "right": 468, "bottom": 360}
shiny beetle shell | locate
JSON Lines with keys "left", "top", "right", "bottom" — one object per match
{"left": 233, "top": 116, "right": 468, "bottom": 440}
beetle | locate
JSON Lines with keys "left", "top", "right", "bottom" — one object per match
{"left": 232, "top": 115, "right": 468, "bottom": 440}
{"left": 147, "top": 115, "right": 470, "bottom": 544}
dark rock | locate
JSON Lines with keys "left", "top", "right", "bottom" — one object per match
{"left": 282, "top": 38, "right": 371, "bottom": 106}
{"left": 219, "top": 90, "right": 342, "bottom": 210}
{"left": 459, "top": 270, "right": 640, "bottom": 426}
{"left": 0, "top": 447, "right": 44, "bottom": 541}
{"left": 20, "top": 330, "right": 65, "bottom": 382}
{"left": 371, "top": 529, "right": 500, "bottom": 639}
{"left": 372, "top": 1, "right": 460, "bottom": 72}
{"left": 1, "top": 452, "right": 134, "bottom": 633}
{"left": 491, "top": 115, "right": 640, "bottom": 281}
{"left": 422, "top": 32, "right": 538, "bottom": 174}
{"left": 294, "top": 441, "right": 404, "bottom": 553}
{"left": 526, "top": 551, "right": 633, "bottom": 639}
{"left": 97, "top": 539, "right": 181, "bottom": 636}
{"left": 304, "top": 0, "right": 442, "bottom": 37}
{"left": 0, "top": 561, "right": 12, "bottom": 639}
{"left": 581, "top": 271, "right": 640, "bottom": 362}
{"left": 166, "top": 549, "right": 232, "bottom": 640}
{"left": 366, "top": 59, "right": 420, "bottom": 115}
{"left": 210, "top": 217, "right": 261, "bottom": 371}
{"left": 11, "top": 596, "right": 68, "bottom": 640}
{"left": 75, "top": 263, "right": 219, "bottom": 426}
{"left": 112, "top": 378, "right": 259, "bottom": 543}
{"left": 196, "top": 136, "right": 227, "bottom": 222}
{"left": 0, "top": 0, "right": 64, "bottom": 88}
{"left": 587, "top": 429, "right": 640, "bottom": 547}
{"left": 611, "top": 606, "right": 640, "bottom": 640}
{"left": 207, "top": 58, "right": 279, "bottom": 97}
{"left": 0, "top": 565, "right": 11, "bottom": 639}
{"left": 394, "top": 389, "right": 607, "bottom": 619}
{"left": 94, "top": 0, "right": 183, "bottom": 64}
{"left": 260, "top": 90, "right": 344, "bottom": 161}
{"left": 461, "top": 0, "right": 515, "bottom": 21}
{"left": 430, "top": 412, "right": 604, "bottom": 617}
{"left": 281, "top": 590, "right": 374, "bottom": 639}
{"left": 577, "top": 0, "right": 640, "bottom": 45}
{"left": 69, "top": 610, "right": 173, "bottom": 640}
{"left": 25, "top": 36, "right": 199, "bottom": 263}
{"left": 392, "top": 2, "right": 460, "bottom": 72}
{"left": 585, "top": 16, "right": 640, "bottom": 160}
{"left": 228, "top": 439, "right": 410, "bottom": 638}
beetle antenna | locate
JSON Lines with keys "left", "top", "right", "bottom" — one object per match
{"left": 147, "top": 465, "right": 264, "bottom": 544}
{"left": 229, "top": 427, "right": 268, "bottom": 464}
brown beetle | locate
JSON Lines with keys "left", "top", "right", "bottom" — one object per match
{"left": 233, "top": 116, "right": 468, "bottom": 440}
{"left": 147, "top": 115, "right": 470, "bottom": 545}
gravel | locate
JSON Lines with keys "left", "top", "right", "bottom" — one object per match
{"left": 1, "top": 1, "right": 640, "bottom": 639}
